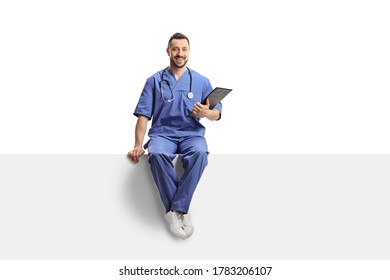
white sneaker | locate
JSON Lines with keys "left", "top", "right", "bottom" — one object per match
{"left": 164, "top": 211, "right": 187, "bottom": 240}
{"left": 181, "top": 213, "right": 194, "bottom": 238}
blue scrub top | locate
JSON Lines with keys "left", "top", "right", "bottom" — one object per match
{"left": 134, "top": 68, "right": 222, "bottom": 138}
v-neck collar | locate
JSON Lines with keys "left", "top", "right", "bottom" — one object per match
{"left": 166, "top": 67, "right": 189, "bottom": 90}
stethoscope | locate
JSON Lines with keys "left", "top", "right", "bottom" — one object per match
{"left": 160, "top": 67, "right": 193, "bottom": 102}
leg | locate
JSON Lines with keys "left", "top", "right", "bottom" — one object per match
{"left": 147, "top": 136, "right": 178, "bottom": 213}
{"left": 171, "top": 136, "right": 208, "bottom": 214}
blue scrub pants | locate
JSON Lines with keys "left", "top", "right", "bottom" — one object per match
{"left": 147, "top": 136, "right": 208, "bottom": 214}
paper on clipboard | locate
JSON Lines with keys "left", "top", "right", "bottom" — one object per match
{"left": 188, "top": 87, "right": 232, "bottom": 118}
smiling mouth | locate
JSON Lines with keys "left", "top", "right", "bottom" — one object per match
{"left": 171, "top": 56, "right": 187, "bottom": 68}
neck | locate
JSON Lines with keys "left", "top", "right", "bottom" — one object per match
{"left": 169, "top": 65, "right": 187, "bottom": 81}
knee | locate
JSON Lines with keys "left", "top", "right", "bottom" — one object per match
{"left": 196, "top": 149, "right": 208, "bottom": 158}
{"left": 149, "top": 150, "right": 178, "bottom": 162}
{"left": 148, "top": 152, "right": 168, "bottom": 164}
{"left": 187, "top": 149, "right": 208, "bottom": 164}
{"left": 186, "top": 147, "right": 208, "bottom": 156}
{"left": 149, "top": 152, "right": 164, "bottom": 158}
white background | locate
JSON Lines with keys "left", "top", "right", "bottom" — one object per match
{"left": 1, "top": 3, "right": 389, "bottom": 278}
{"left": 1, "top": 0, "right": 390, "bottom": 154}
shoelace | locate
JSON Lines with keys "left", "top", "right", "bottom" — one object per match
{"left": 178, "top": 213, "right": 192, "bottom": 227}
{"left": 173, "top": 212, "right": 184, "bottom": 229}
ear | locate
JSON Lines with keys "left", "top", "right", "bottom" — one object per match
{"left": 166, "top": 48, "right": 170, "bottom": 56}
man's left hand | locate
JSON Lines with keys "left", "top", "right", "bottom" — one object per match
{"left": 191, "top": 98, "right": 211, "bottom": 118}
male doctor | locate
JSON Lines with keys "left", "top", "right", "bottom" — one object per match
{"left": 127, "top": 32, "right": 222, "bottom": 240}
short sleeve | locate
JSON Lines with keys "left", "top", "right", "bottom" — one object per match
{"left": 133, "top": 78, "right": 154, "bottom": 120}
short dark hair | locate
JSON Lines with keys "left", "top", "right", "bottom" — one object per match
{"left": 167, "top": 32, "right": 190, "bottom": 48}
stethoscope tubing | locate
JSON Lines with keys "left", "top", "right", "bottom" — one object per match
{"left": 160, "top": 67, "right": 193, "bottom": 102}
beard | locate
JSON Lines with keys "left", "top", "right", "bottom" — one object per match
{"left": 170, "top": 56, "right": 188, "bottom": 68}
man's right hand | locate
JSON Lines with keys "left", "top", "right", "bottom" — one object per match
{"left": 127, "top": 147, "right": 145, "bottom": 163}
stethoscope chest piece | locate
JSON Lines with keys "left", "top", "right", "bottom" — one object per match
{"left": 160, "top": 67, "right": 194, "bottom": 103}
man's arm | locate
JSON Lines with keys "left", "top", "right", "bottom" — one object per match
{"left": 191, "top": 99, "right": 220, "bottom": 121}
{"left": 127, "top": 115, "right": 149, "bottom": 163}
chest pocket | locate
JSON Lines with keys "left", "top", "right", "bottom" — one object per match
{"left": 181, "top": 90, "right": 202, "bottom": 117}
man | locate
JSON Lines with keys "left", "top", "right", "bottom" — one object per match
{"left": 127, "top": 32, "right": 222, "bottom": 240}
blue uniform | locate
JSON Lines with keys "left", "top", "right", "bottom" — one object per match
{"left": 134, "top": 67, "right": 222, "bottom": 214}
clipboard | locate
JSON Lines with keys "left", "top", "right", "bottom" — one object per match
{"left": 188, "top": 87, "right": 232, "bottom": 118}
